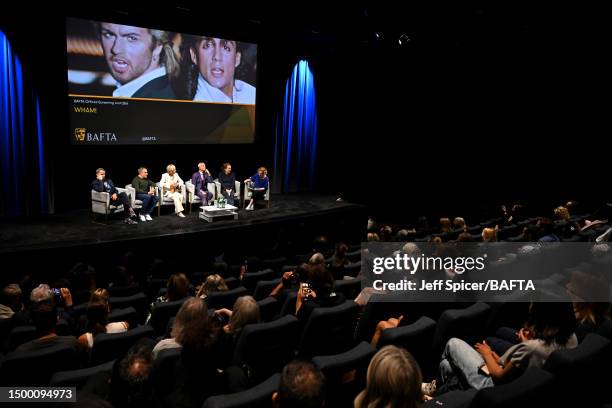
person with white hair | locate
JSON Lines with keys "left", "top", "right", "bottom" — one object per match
{"left": 160, "top": 164, "right": 186, "bottom": 217}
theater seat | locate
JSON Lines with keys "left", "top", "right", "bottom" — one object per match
{"left": 278, "top": 291, "right": 298, "bottom": 317}
{"left": 261, "top": 257, "right": 288, "bottom": 274}
{"left": 544, "top": 333, "right": 611, "bottom": 406}
{"left": 202, "top": 373, "right": 280, "bottom": 408}
{"left": 208, "top": 287, "right": 248, "bottom": 310}
{"left": 312, "top": 341, "right": 376, "bottom": 407}
{"left": 298, "top": 301, "right": 360, "bottom": 358}
{"left": 233, "top": 315, "right": 299, "bottom": 383}
{"left": 109, "top": 292, "right": 148, "bottom": 323}
{"left": 598, "top": 318, "right": 612, "bottom": 340}
{"left": 343, "top": 261, "right": 362, "bottom": 277}
{"left": 0, "top": 317, "right": 16, "bottom": 352}
{"left": 5, "top": 325, "right": 36, "bottom": 352}
{"left": 347, "top": 249, "right": 361, "bottom": 262}
{"left": 433, "top": 302, "right": 491, "bottom": 355}
{"left": 108, "top": 306, "right": 138, "bottom": 329}
{"left": 108, "top": 283, "right": 140, "bottom": 298}
{"left": 377, "top": 316, "right": 436, "bottom": 375}
{"left": 470, "top": 367, "right": 554, "bottom": 408}
{"left": 150, "top": 347, "right": 182, "bottom": 401}
{"left": 256, "top": 297, "right": 279, "bottom": 322}
{"left": 253, "top": 279, "right": 281, "bottom": 301}
{"left": 90, "top": 325, "right": 155, "bottom": 365}
{"left": 353, "top": 293, "right": 415, "bottom": 342}
{"left": 148, "top": 298, "right": 188, "bottom": 336}
{"left": 242, "top": 269, "right": 276, "bottom": 294}
{"left": 50, "top": 359, "right": 115, "bottom": 388}
{"left": 426, "top": 389, "right": 477, "bottom": 408}
{"left": 334, "top": 276, "right": 364, "bottom": 299}
{"left": 0, "top": 343, "right": 79, "bottom": 385}
{"left": 224, "top": 276, "right": 240, "bottom": 290}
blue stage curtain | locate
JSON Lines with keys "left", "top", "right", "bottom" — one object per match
{"left": 1, "top": 30, "right": 49, "bottom": 216}
{"left": 274, "top": 60, "right": 318, "bottom": 193}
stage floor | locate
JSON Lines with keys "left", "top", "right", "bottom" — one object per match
{"left": 0, "top": 194, "right": 365, "bottom": 254}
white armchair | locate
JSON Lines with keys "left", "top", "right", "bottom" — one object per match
{"left": 243, "top": 179, "right": 271, "bottom": 208}
{"left": 91, "top": 187, "right": 128, "bottom": 223}
{"left": 214, "top": 179, "right": 241, "bottom": 207}
{"left": 124, "top": 184, "right": 143, "bottom": 213}
{"left": 156, "top": 182, "right": 187, "bottom": 216}
{"left": 185, "top": 180, "right": 216, "bottom": 213}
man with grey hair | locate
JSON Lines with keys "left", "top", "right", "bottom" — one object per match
{"left": 30, "top": 284, "right": 74, "bottom": 309}
{"left": 190, "top": 162, "right": 214, "bottom": 206}
{"left": 15, "top": 287, "right": 79, "bottom": 354}
{"left": 92, "top": 168, "right": 137, "bottom": 224}
{"left": 99, "top": 22, "right": 178, "bottom": 99}
{"left": 27, "top": 284, "right": 76, "bottom": 331}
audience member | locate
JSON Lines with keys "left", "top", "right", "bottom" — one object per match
{"left": 440, "top": 302, "right": 577, "bottom": 391}
{"left": 196, "top": 274, "right": 228, "bottom": 301}
{"left": 152, "top": 297, "right": 208, "bottom": 358}
{"left": 0, "top": 284, "right": 22, "bottom": 320}
{"left": 355, "top": 346, "right": 426, "bottom": 408}
{"left": 15, "top": 297, "right": 80, "bottom": 353}
{"left": 272, "top": 360, "right": 325, "bottom": 408}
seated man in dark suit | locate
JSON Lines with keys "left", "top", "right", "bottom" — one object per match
{"left": 98, "top": 22, "right": 178, "bottom": 99}
{"left": 91, "top": 168, "right": 137, "bottom": 224}
{"left": 191, "top": 162, "right": 214, "bottom": 206}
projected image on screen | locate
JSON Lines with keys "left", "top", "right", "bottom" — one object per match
{"left": 66, "top": 18, "right": 257, "bottom": 144}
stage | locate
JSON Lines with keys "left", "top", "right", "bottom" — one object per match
{"left": 0, "top": 194, "right": 367, "bottom": 282}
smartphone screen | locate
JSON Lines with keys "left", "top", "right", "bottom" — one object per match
{"left": 479, "top": 364, "right": 491, "bottom": 376}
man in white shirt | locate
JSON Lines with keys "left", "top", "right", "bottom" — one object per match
{"left": 188, "top": 37, "right": 256, "bottom": 104}
{"left": 99, "top": 22, "right": 178, "bottom": 99}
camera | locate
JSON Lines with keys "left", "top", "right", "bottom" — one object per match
{"left": 52, "top": 288, "right": 63, "bottom": 305}
{"left": 287, "top": 272, "right": 299, "bottom": 285}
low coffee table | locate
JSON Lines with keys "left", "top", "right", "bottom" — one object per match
{"left": 199, "top": 204, "right": 239, "bottom": 222}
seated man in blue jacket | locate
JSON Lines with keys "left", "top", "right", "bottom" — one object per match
{"left": 91, "top": 168, "right": 137, "bottom": 224}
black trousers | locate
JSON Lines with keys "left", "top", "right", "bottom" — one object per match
{"left": 252, "top": 189, "right": 267, "bottom": 201}
{"left": 110, "top": 192, "right": 132, "bottom": 217}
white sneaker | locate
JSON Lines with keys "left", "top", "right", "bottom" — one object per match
{"left": 145, "top": 214, "right": 153, "bottom": 221}
{"left": 139, "top": 215, "right": 146, "bottom": 222}
{"left": 177, "top": 212, "right": 185, "bottom": 218}
{"left": 246, "top": 205, "right": 254, "bottom": 211}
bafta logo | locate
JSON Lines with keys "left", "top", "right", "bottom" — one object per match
{"left": 74, "top": 128, "right": 86, "bottom": 141}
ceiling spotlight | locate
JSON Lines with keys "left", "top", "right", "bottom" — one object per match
{"left": 398, "top": 33, "right": 411, "bottom": 46}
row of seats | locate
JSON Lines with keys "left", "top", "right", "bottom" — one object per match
{"left": 39, "top": 314, "right": 612, "bottom": 407}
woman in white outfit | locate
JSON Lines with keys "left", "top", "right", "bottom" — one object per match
{"left": 160, "top": 164, "right": 186, "bottom": 217}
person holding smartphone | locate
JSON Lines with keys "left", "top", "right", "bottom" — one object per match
{"left": 295, "top": 264, "right": 345, "bottom": 328}
{"left": 438, "top": 302, "right": 578, "bottom": 392}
